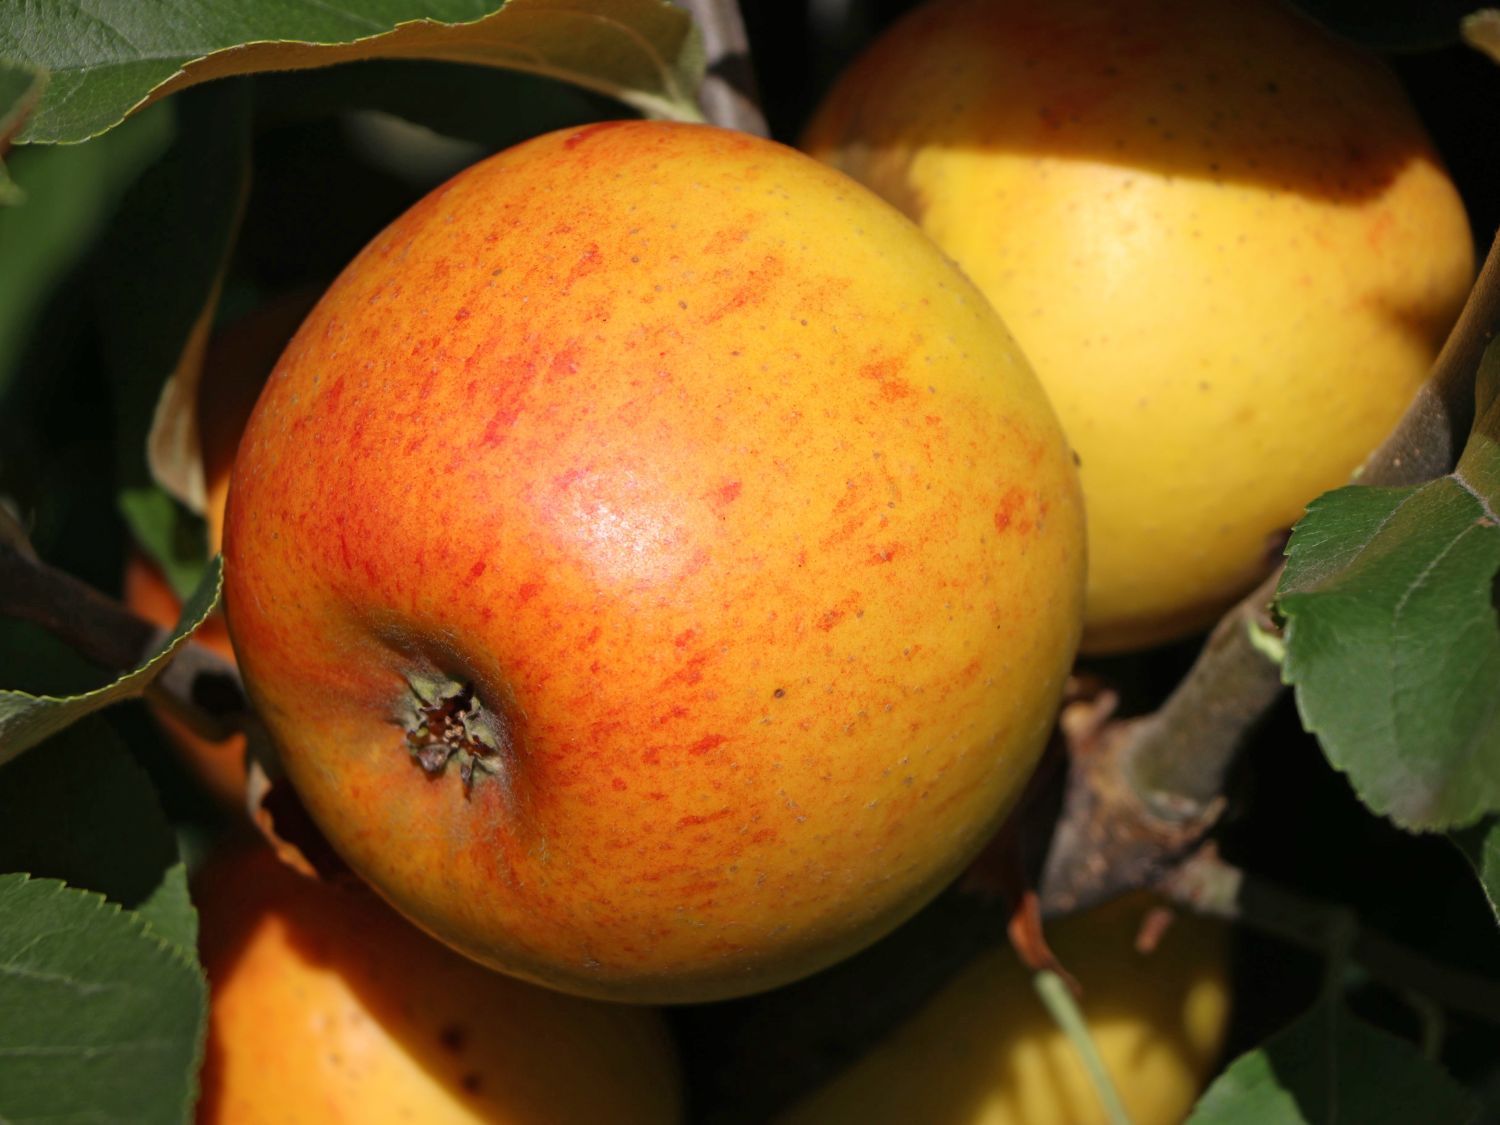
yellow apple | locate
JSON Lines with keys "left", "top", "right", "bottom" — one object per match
{"left": 195, "top": 846, "right": 683, "bottom": 1123}
{"left": 222, "top": 121, "right": 1086, "bottom": 1002}
{"left": 804, "top": 0, "right": 1474, "bottom": 652}
{"left": 778, "top": 894, "right": 1231, "bottom": 1125}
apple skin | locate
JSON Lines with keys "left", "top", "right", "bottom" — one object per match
{"left": 777, "top": 895, "right": 1230, "bottom": 1125}
{"left": 123, "top": 294, "right": 314, "bottom": 806}
{"left": 222, "top": 121, "right": 1086, "bottom": 1002}
{"left": 803, "top": 0, "right": 1474, "bottom": 653}
{"left": 195, "top": 846, "right": 684, "bottom": 1124}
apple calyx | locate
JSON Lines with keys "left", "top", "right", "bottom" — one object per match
{"left": 400, "top": 673, "right": 509, "bottom": 791}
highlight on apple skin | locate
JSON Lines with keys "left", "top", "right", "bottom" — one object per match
{"left": 804, "top": 0, "right": 1474, "bottom": 654}
{"left": 222, "top": 120, "right": 1087, "bottom": 1003}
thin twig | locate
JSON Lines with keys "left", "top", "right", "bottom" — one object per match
{"left": 1165, "top": 848, "right": 1500, "bottom": 1026}
{"left": 0, "top": 538, "right": 159, "bottom": 673}
{"left": 0, "top": 539, "right": 245, "bottom": 741}
{"left": 1034, "top": 969, "right": 1135, "bottom": 1125}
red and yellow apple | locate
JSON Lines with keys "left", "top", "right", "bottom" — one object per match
{"left": 778, "top": 895, "right": 1231, "bottom": 1125}
{"left": 804, "top": 0, "right": 1474, "bottom": 653}
{"left": 222, "top": 121, "right": 1086, "bottom": 1002}
{"left": 196, "top": 846, "right": 683, "bottom": 1123}
{"left": 124, "top": 294, "right": 313, "bottom": 806}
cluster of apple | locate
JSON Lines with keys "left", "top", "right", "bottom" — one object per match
{"left": 130, "top": 0, "right": 1471, "bottom": 1120}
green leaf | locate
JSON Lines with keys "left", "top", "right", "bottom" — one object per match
{"left": 0, "top": 558, "right": 222, "bottom": 764}
{"left": 0, "top": 620, "right": 106, "bottom": 700}
{"left": 1452, "top": 817, "right": 1500, "bottom": 927}
{"left": 1276, "top": 341, "right": 1500, "bottom": 831}
{"left": 0, "top": 874, "right": 205, "bottom": 1124}
{"left": 0, "top": 719, "right": 195, "bottom": 955}
{"left": 0, "top": 104, "right": 173, "bottom": 399}
{"left": 1, "top": 0, "right": 704, "bottom": 145}
{"left": 131, "top": 863, "right": 198, "bottom": 960}
{"left": 1187, "top": 998, "right": 1478, "bottom": 1124}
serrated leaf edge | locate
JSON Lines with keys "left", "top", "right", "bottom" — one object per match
{"left": 0, "top": 872, "right": 203, "bottom": 977}
{"left": 0, "top": 872, "right": 208, "bottom": 1124}
{"left": 21, "top": 0, "right": 706, "bottom": 144}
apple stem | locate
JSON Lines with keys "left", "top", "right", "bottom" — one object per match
{"left": 400, "top": 674, "right": 509, "bottom": 792}
{"left": 1164, "top": 846, "right": 1500, "bottom": 1027}
{"left": 1033, "top": 968, "right": 1135, "bottom": 1125}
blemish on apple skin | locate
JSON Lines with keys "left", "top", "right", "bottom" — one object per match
{"left": 655, "top": 704, "right": 691, "bottom": 726}
{"left": 993, "top": 485, "right": 1033, "bottom": 534}
{"left": 860, "top": 356, "right": 918, "bottom": 402}
{"left": 702, "top": 226, "right": 750, "bottom": 255}
{"left": 688, "top": 733, "right": 728, "bottom": 756}
{"left": 670, "top": 652, "right": 710, "bottom": 686}
{"left": 676, "top": 808, "right": 732, "bottom": 828}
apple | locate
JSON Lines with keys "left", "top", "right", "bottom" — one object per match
{"left": 195, "top": 846, "right": 683, "bottom": 1123}
{"left": 124, "top": 293, "right": 313, "bottom": 806}
{"left": 803, "top": 0, "right": 1474, "bottom": 653}
{"left": 777, "top": 894, "right": 1231, "bottom": 1125}
{"left": 222, "top": 121, "right": 1086, "bottom": 1002}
